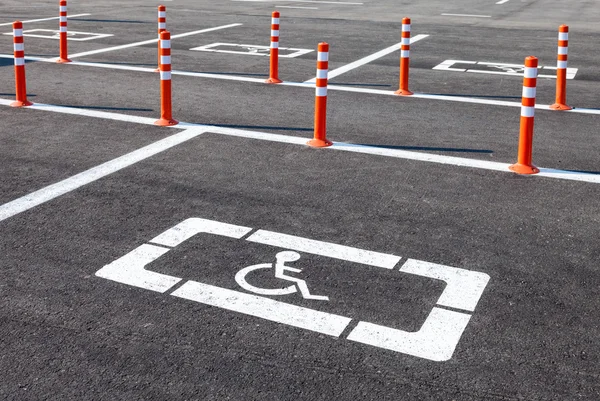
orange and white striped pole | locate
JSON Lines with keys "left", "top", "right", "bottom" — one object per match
{"left": 154, "top": 31, "right": 178, "bottom": 126}
{"left": 308, "top": 42, "right": 332, "bottom": 148}
{"left": 265, "top": 11, "right": 282, "bottom": 84}
{"left": 57, "top": 0, "right": 71, "bottom": 63}
{"left": 11, "top": 21, "right": 32, "bottom": 108}
{"left": 550, "top": 25, "right": 572, "bottom": 111}
{"left": 155, "top": 5, "right": 166, "bottom": 72}
{"left": 509, "top": 56, "right": 539, "bottom": 175}
{"left": 394, "top": 17, "right": 413, "bottom": 96}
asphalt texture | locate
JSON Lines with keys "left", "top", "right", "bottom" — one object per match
{"left": 0, "top": 1, "right": 599, "bottom": 400}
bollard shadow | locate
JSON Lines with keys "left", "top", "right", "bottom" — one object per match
{"left": 561, "top": 168, "right": 600, "bottom": 175}
{"left": 71, "top": 18, "right": 151, "bottom": 24}
{"left": 55, "top": 104, "right": 153, "bottom": 112}
{"left": 426, "top": 93, "right": 521, "bottom": 100}
{"left": 0, "top": 93, "right": 36, "bottom": 97}
{"left": 351, "top": 143, "right": 494, "bottom": 154}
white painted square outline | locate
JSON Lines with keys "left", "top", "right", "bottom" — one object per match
{"left": 3, "top": 29, "right": 113, "bottom": 41}
{"left": 95, "top": 217, "right": 490, "bottom": 362}
{"left": 190, "top": 42, "right": 313, "bottom": 58}
{"left": 432, "top": 60, "right": 578, "bottom": 79}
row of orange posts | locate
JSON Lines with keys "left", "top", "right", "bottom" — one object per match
{"left": 8, "top": 3, "right": 574, "bottom": 176}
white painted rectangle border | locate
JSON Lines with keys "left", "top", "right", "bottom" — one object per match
{"left": 2, "top": 29, "right": 113, "bottom": 41}
{"left": 190, "top": 43, "right": 313, "bottom": 58}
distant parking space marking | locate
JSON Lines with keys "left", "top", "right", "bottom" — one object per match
{"left": 2, "top": 29, "right": 113, "bottom": 41}
{"left": 232, "top": 0, "right": 363, "bottom": 4}
{"left": 496, "top": 0, "right": 510, "bottom": 4}
{"left": 190, "top": 43, "right": 313, "bottom": 58}
{"left": 96, "top": 217, "right": 490, "bottom": 361}
{"left": 441, "top": 13, "right": 492, "bottom": 18}
{"left": 0, "top": 13, "right": 91, "bottom": 27}
{"left": 433, "top": 60, "right": 578, "bottom": 79}
{"left": 305, "top": 35, "right": 429, "bottom": 83}
{"left": 64, "top": 23, "right": 243, "bottom": 59}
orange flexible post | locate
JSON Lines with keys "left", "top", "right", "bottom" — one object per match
{"left": 265, "top": 11, "right": 282, "bottom": 84}
{"left": 509, "top": 56, "right": 539, "bottom": 175}
{"left": 550, "top": 25, "right": 572, "bottom": 110}
{"left": 57, "top": 0, "right": 71, "bottom": 63}
{"left": 308, "top": 42, "right": 332, "bottom": 148}
{"left": 394, "top": 17, "right": 413, "bottom": 96}
{"left": 155, "top": 5, "right": 166, "bottom": 72}
{"left": 11, "top": 21, "right": 32, "bottom": 108}
{"left": 155, "top": 31, "right": 178, "bottom": 126}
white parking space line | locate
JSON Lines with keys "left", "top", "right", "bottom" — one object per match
{"left": 277, "top": 5, "right": 319, "bottom": 9}
{"left": 64, "top": 24, "right": 243, "bottom": 59}
{"left": 232, "top": 0, "right": 362, "bottom": 4}
{"left": 496, "top": 0, "right": 510, "bottom": 4}
{"left": 0, "top": 14, "right": 91, "bottom": 27}
{"left": 246, "top": 230, "right": 402, "bottom": 269}
{"left": 304, "top": 35, "right": 429, "bottom": 84}
{"left": 0, "top": 98, "right": 599, "bottom": 226}
{"left": 172, "top": 281, "right": 353, "bottom": 337}
{"left": 3, "top": 54, "right": 599, "bottom": 117}
{"left": 441, "top": 13, "right": 492, "bottom": 18}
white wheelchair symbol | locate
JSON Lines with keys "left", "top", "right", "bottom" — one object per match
{"left": 235, "top": 251, "right": 329, "bottom": 301}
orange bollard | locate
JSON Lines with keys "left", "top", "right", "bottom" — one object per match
{"left": 509, "top": 56, "right": 539, "bottom": 175}
{"left": 550, "top": 25, "right": 572, "bottom": 111}
{"left": 11, "top": 21, "right": 32, "bottom": 108}
{"left": 155, "top": 5, "right": 166, "bottom": 72}
{"left": 394, "top": 17, "right": 413, "bottom": 96}
{"left": 154, "top": 31, "right": 178, "bottom": 126}
{"left": 265, "top": 11, "right": 282, "bottom": 84}
{"left": 57, "top": 0, "right": 71, "bottom": 63}
{"left": 308, "top": 43, "right": 332, "bottom": 148}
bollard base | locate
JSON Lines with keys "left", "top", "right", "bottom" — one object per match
{"left": 509, "top": 163, "right": 539, "bottom": 175}
{"left": 307, "top": 138, "right": 333, "bottom": 148}
{"left": 154, "top": 118, "right": 179, "bottom": 126}
{"left": 394, "top": 89, "right": 413, "bottom": 96}
{"left": 265, "top": 77, "right": 283, "bottom": 84}
{"left": 10, "top": 100, "right": 33, "bottom": 108}
{"left": 154, "top": 68, "right": 160, "bottom": 73}
{"left": 57, "top": 58, "right": 72, "bottom": 63}
{"left": 549, "top": 103, "right": 572, "bottom": 111}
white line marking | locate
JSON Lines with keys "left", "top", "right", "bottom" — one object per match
{"left": 441, "top": 13, "right": 492, "bottom": 18}
{"left": 276, "top": 5, "right": 319, "bottom": 8}
{"left": 0, "top": 55, "right": 597, "bottom": 115}
{"left": 172, "top": 280, "right": 352, "bottom": 337}
{"left": 0, "top": 13, "right": 91, "bottom": 27}
{"left": 0, "top": 98, "right": 598, "bottom": 197}
{"left": 496, "top": 0, "right": 510, "bottom": 4}
{"left": 232, "top": 0, "right": 362, "bottom": 4}
{"left": 190, "top": 43, "right": 313, "bottom": 58}
{"left": 3, "top": 29, "right": 113, "bottom": 41}
{"left": 0, "top": 122, "right": 207, "bottom": 222}
{"left": 400, "top": 259, "right": 490, "bottom": 312}
{"left": 150, "top": 218, "right": 253, "bottom": 247}
{"left": 95, "top": 244, "right": 181, "bottom": 292}
{"left": 65, "top": 24, "right": 243, "bottom": 59}
{"left": 347, "top": 307, "right": 472, "bottom": 361}
{"left": 246, "top": 230, "right": 401, "bottom": 269}
{"left": 305, "top": 35, "right": 429, "bottom": 83}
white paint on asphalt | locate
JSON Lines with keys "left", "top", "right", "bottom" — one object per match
{"left": 304, "top": 34, "right": 429, "bottom": 84}
{"left": 95, "top": 217, "right": 490, "bottom": 360}
{"left": 65, "top": 24, "right": 243, "bottom": 59}
{"left": 496, "top": 0, "right": 510, "bottom": 4}
{"left": 149, "top": 218, "right": 253, "bottom": 247}
{"left": 172, "top": 280, "right": 352, "bottom": 336}
{"left": 232, "top": 0, "right": 363, "bottom": 4}
{"left": 434, "top": 60, "right": 578, "bottom": 79}
{"left": 0, "top": 13, "right": 91, "bottom": 27}
{"left": 347, "top": 307, "right": 472, "bottom": 361}
{"left": 441, "top": 13, "right": 492, "bottom": 18}
{"left": 276, "top": 5, "right": 319, "bottom": 9}
{"left": 246, "top": 230, "right": 402, "bottom": 269}
{"left": 95, "top": 244, "right": 181, "bottom": 292}
{"left": 2, "top": 29, "right": 113, "bottom": 41}
{"left": 190, "top": 43, "right": 313, "bottom": 58}
{"left": 400, "top": 259, "right": 490, "bottom": 312}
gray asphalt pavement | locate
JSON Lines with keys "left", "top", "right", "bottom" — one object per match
{"left": 0, "top": 1, "right": 599, "bottom": 400}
